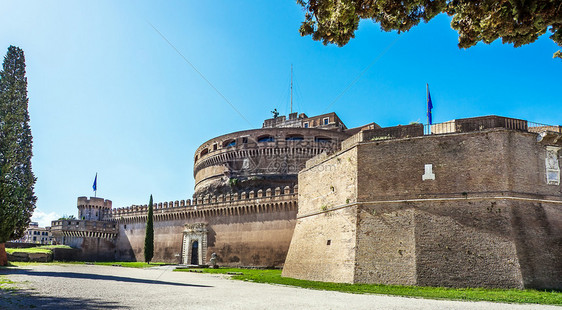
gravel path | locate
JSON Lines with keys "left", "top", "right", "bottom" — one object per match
{"left": 0, "top": 264, "right": 558, "bottom": 309}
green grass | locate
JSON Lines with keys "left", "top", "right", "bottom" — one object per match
{"left": 5, "top": 245, "right": 72, "bottom": 255}
{"left": 174, "top": 268, "right": 562, "bottom": 305}
{"left": 6, "top": 261, "right": 167, "bottom": 268}
{"left": 88, "top": 261, "right": 168, "bottom": 268}
{"left": 0, "top": 275, "right": 18, "bottom": 291}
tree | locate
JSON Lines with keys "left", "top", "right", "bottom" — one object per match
{"left": 144, "top": 195, "right": 154, "bottom": 263}
{"left": 297, "top": 0, "right": 562, "bottom": 58}
{"left": 0, "top": 46, "right": 36, "bottom": 266}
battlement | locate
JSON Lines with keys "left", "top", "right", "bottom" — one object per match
{"left": 77, "top": 197, "right": 112, "bottom": 209}
{"left": 102, "top": 185, "right": 298, "bottom": 222}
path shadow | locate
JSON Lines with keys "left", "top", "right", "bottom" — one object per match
{"left": 0, "top": 268, "right": 212, "bottom": 288}
{"left": 1, "top": 289, "right": 124, "bottom": 309}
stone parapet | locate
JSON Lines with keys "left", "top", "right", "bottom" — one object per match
{"left": 103, "top": 185, "right": 298, "bottom": 224}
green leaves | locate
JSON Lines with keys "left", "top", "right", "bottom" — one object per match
{"left": 0, "top": 46, "right": 36, "bottom": 243}
{"left": 144, "top": 194, "right": 154, "bottom": 263}
{"left": 297, "top": 0, "right": 562, "bottom": 58}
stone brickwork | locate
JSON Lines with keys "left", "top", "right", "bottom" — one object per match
{"left": 283, "top": 123, "right": 562, "bottom": 289}
{"left": 74, "top": 186, "right": 298, "bottom": 266}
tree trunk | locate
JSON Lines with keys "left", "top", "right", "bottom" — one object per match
{"left": 0, "top": 243, "right": 7, "bottom": 266}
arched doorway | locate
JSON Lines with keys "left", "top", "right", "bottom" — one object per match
{"left": 182, "top": 223, "right": 208, "bottom": 265}
{"left": 190, "top": 241, "right": 199, "bottom": 265}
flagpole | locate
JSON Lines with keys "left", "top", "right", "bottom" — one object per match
{"left": 426, "top": 83, "right": 429, "bottom": 125}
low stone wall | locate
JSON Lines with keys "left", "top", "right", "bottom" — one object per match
{"left": 8, "top": 251, "right": 52, "bottom": 262}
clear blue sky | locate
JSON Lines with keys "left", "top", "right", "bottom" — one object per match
{"left": 1, "top": 0, "right": 561, "bottom": 226}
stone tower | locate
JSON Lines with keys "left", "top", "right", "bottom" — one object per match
{"left": 77, "top": 196, "right": 112, "bottom": 221}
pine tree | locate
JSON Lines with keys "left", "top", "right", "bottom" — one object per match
{"left": 0, "top": 46, "right": 36, "bottom": 266}
{"left": 144, "top": 195, "right": 154, "bottom": 263}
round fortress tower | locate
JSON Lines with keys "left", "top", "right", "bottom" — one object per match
{"left": 77, "top": 196, "right": 112, "bottom": 221}
{"left": 193, "top": 112, "right": 374, "bottom": 196}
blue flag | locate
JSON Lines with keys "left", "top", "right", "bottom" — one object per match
{"left": 93, "top": 173, "right": 97, "bottom": 192}
{"left": 427, "top": 84, "right": 433, "bottom": 125}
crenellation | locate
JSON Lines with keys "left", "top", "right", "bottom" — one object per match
{"left": 275, "top": 187, "right": 281, "bottom": 196}
{"left": 266, "top": 188, "right": 272, "bottom": 197}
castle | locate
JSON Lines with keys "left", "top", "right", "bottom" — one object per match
{"left": 51, "top": 113, "right": 562, "bottom": 289}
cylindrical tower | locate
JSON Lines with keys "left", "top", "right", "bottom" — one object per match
{"left": 193, "top": 112, "right": 359, "bottom": 196}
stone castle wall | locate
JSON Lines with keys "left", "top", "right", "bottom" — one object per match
{"left": 283, "top": 127, "right": 562, "bottom": 289}
{"left": 105, "top": 186, "right": 298, "bottom": 266}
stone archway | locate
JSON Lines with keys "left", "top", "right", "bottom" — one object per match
{"left": 182, "top": 223, "right": 208, "bottom": 265}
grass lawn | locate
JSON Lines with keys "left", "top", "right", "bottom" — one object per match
{"left": 4, "top": 261, "right": 168, "bottom": 268}
{"left": 5, "top": 245, "right": 72, "bottom": 254}
{"left": 91, "top": 262, "right": 168, "bottom": 268}
{"left": 175, "top": 268, "right": 562, "bottom": 305}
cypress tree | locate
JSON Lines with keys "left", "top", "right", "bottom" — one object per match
{"left": 0, "top": 46, "right": 36, "bottom": 266}
{"left": 144, "top": 195, "right": 154, "bottom": 263}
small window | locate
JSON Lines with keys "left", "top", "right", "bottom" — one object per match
{"left": 327, "top": 240, "right": 331, "bottom": 245}
{"left": 286, "top": 134, "right": 304, "bottom": 141}
{"left": 195, "top": 155, "right": 198, "bottom": 161}
{"left": 303, "top": 122, "right": 309, "bottom": 128}
{"left": 242, "top": 137, "right": 248, "bottom": 144}
{"left": 257, "top": 135, "right": 274, "bottom": 143}
{"left": 124, "top": 224, "right": 127, "bottom": 229}
{"left": 200, "top": 148, "right": 209, "bottom": 157}
{"left": 323, "top": 117, "right": 329, "bottom": 125}
{"left": 315, "top": 137, "right": 332, "bottom": 143}
{"left": 213, "top": 144, "right": 217, "bottom": 151}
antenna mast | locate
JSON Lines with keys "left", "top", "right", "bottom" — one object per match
{"left": 290, "top": 64, "right": 293, "bottom": 114}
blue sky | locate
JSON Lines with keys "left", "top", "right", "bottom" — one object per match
{"left": 1, "top": 1, "right": 561, "bottom": 226}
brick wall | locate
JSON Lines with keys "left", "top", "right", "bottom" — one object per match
{"left": 283, "top": 128, "right": 562, "bottom": 289}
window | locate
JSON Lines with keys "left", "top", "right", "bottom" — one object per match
{"left": 257, "top": 135, "right": 274, "bottom": 143}
{"left": 323, "top": 117, "right": 329, "bottom": 125}
{"left": 315, "top": 137, "right": 332, "bottom": 143}
{"left": 242, "top": 137, "right": 248, "bottom": 144}
{"left": 303, "top": 122, "right": 309, "bottom": 128}
{"left": 223, "top": 139, "right": 236, "bottom": 148}
{"left": 286, "top": 134, "right": 304, "bottom": 141}
{"left": 213, "top": 144, "right": 217, "bottom": 151}
{"left": 200, "top": 148, "right": 209, "bottom": 157}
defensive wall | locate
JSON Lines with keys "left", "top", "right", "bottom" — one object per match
{"left": 283, "top": 116, "right": 562, "bottom": 289}
{"left": 52, "top": 186, "right": 298, "bottom": 266}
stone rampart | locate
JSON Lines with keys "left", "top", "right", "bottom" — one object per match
{"left": 283, "top": 127, "right": 562, "bottom": 289}
{"left": 109, "top": 186, "right": 298, "bottom": 266}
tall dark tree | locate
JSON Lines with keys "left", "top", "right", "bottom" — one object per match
{"left": 0, "top": 46, "right": 36, "bottom": 266}
{"left": 144, "top": 195, "right": 154, "bottom": 263}
{"left": 297, "top": 0, "right": 562, "bottom": 58}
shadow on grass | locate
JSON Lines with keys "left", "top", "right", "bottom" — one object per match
{"left": 1, "top": 289, "right": 124, "bottom": 309}
{"left": 0, "top": 268, "right": 212, "bottom": 288}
